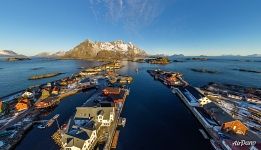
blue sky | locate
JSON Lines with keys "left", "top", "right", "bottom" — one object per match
{"left": 0, "top": 0, "right": 260, "bottom": 56}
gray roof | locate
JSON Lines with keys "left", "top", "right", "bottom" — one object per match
{"left": 68, "top": 127, "right": 91, "bottom": 140}
{"left": 62, "top": 119, "right": 97, "bottom": 149}
{"left": 203, "top": 102, "right": 234, "bottom": 125}
{"left": 61, "top": 132, "right": 86, "bottom": 149}
{"left": 75, "top": 106, "right": 114, "bottom": 121}
{"left": 61, "top": 106, "right": 114, "bottom": 149}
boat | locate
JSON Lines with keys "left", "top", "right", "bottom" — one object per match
{"left": 46, "top": 119, "right": 55, "bottom": 127}
{"left": 46, "top": 114, "right": 60, "bottom": 127}
{"left": 118, "top": 118, "right": 126, "bottom": 127}
{"left": 37, "top": 124, "right": 46, "bottom": 129}
{"left": 53, "top": 114, "right": 60, "bottom": 120}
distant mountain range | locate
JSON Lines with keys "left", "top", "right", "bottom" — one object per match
{"left": 34, "top": 51, "right": 66, "bottom": 58}
{"left": 2, "top": 45, "right": 261, "bottom": 59}
{"left": 247, "top": 54, "right": 261, "bottom": 57}
{"left": 221, "top": 54, "right": 261, "bottom": 57}
{"left": 0, "top": 50, "right": 18, "bottom": 56}
{"left": 0, "top": 50, "right": 27, "bottom": 57}
{"left": 168, "top": 54, "right": 185, "bottom": 58}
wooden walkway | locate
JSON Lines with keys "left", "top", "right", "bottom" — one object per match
{"left": 111, "top": 130, "right": 120, "bottom": 149}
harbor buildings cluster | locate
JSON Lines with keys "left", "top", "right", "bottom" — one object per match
{"left": 148, "top": 69, "right": 261, "bottom": 150}
{"left": 0, "top": 61, "right": 130, "bottom": 150}
{"left": 201, "top": 83, "right": 261, "bottom": 136}
{"left": 59, "top": 86, "right": 129, "bottom": 150}
{"left": 51, "top": 62, "right": 132, "bottom": 150}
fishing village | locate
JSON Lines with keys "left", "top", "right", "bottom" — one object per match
{"left": 0, "top": 61, "right": 133, "bottom": 150}
{"left": 147, "top": 69, "right": 261, "bottom": 150}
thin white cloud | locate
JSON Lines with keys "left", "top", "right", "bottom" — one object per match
{"left": 88, "top": 0, "right": 166, "bottom": 30}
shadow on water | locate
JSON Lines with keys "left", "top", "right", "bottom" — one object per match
{"left": 8, "top": 59, "right": 261, "bottom": 150}
{"left": 117, "top": 62, "right": 213, "bottom": 150}
{"left": 15, "top": 89, "right": 96, "bottom": 150}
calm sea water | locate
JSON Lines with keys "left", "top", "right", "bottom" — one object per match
{"left": 0, "top": 58, "right": 103, "bottom": 97}
{"left": 0, "top": 57, "right": 260, "bottom": 150}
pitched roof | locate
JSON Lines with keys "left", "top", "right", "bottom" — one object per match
{"left": 203, "top": 102, "right": 234, "bottom": 125}
{"left": 103, "top": 87, "right": 121, "bottom": 94}
{"left": 108, "top": 90, "right": 126, "bottom": 100}
{"left": 75, "top": 106, "right": 114, "bottom": 122}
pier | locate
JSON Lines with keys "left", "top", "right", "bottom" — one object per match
{"left": 111, "top": 130, "right": 120, "bottom": 149}
{"left": 148, "top": 69, "right": 261, "bottom": 150}
{"left": 0, "top": 62, "right": 126, "bottom": 150}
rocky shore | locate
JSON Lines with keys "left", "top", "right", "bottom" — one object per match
{"left": 147, "top": 57, "right": 170, "bottom": 64}
{"left": 190, "top": 68, "right": 218, "bottom": 74}
{"left": 6, "top": 57, "right": 31, "bottom": 62}
{"left": 233, "top": 68, "right": 261, "bottom": 73}
{"left": 187, "top": 57, "right": 208, "bottom": 61}
{"left": 29, "top": 72, "right": 63, "bottom": 80}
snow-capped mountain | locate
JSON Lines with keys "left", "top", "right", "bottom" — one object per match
{"left": 247, "top": 54, "right": 261, "bottom": 57}
{"left": 53, "top": 51, "right": 66, "bottom": 57}
{"left": 97, "top": 40, "right": 139, "bottom": 53}
{"left": 64, "top": 39, "right": 147, "bottom": 59}
{"left": 0, "top": 50, "right": 18, "bottom": 56}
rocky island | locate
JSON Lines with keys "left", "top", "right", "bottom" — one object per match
{"left": 31, "top": 67, "right": 44, "bottom": 70}
{"left": 6, "top": 57, "right": 31, "bottom": 62}
{"left": 146, "top": 57, "right": 170, "bottom": 64}
{"left": 190, "top": 68, "right": 218, "bottom": 74}
{"left": 29, "top": 72, "right": 63, "bottom": 80}
{"left": 187, "top": 57, "right": 208, "bottom": 61}
{"left": 0, "top": 50, "right": 31, "bottom": 62}
{"left": 233, "top": 68, "right": 261, "bottom": 73}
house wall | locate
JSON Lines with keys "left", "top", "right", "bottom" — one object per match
{"left": 63, "top": 145, "right": 81, "bottom": 150}
{"left": 98, "top": 108, "right": 115, "bottom": 126}
{"left": 82, "top": 130, "right": 97, "bottom": 150}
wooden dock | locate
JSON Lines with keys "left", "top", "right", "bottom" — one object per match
{"left": 52, "top": 130, "right": 63, "bottom": 148}
{"left": 111, "top": 130, "right": 120, "bottom": 149}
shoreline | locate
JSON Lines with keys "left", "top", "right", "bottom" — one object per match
{"left": 1, "top": 63, "right": 121, "bottom": 148}
{"left": 147, "top": 69, "right": 261, "bottom": 150}
{"left": 0, "top": 61, "right": 126, "bottom": 150}
{"left": 51, "top": 63, "right": 131, "bottom": 149}
{"left": 28, "top": 72, "right": 64, "bottom": 80}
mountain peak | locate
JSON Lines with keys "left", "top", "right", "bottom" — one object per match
{"left": 64, "top": 39, "right": 147, "bottom": 59}
{"left": 84, "top": 39, "right": 94, "bottom": 43}
{"left": 0, "top": 50, "right": 18, "bottom": 56}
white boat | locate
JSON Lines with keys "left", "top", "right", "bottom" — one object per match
{"left": 37, "top": 124, "right": 46, "bottom": 129}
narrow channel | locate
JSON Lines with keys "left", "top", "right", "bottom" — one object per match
{"left": 15, "top": 61, "right": 213, "bottom": 150}
{"left": 117, "top": 62, "right": 213, "bottom": 150}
